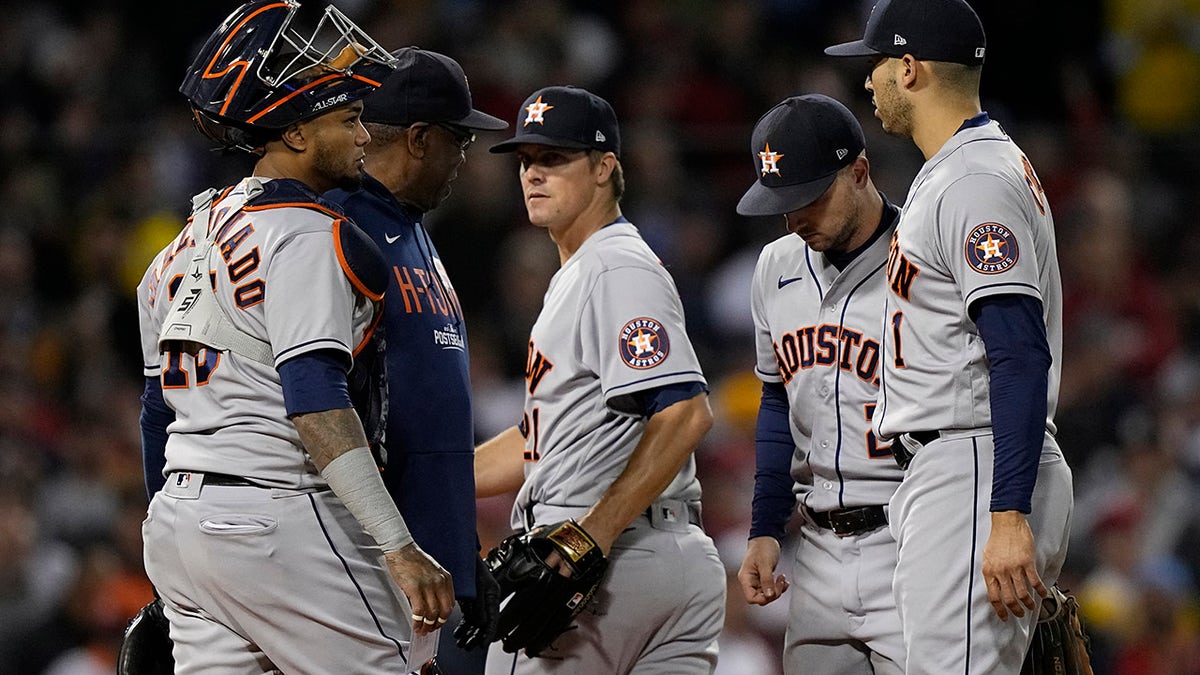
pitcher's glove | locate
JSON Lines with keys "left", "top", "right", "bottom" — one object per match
{"left": 117, "top": 597, "right": 175, "bottom": 675}
{"left": 479, "top": 519, "right": 609, "bottom": 657}
{"left": 1021, "top": 585, "right": 1095, "bottom": 675}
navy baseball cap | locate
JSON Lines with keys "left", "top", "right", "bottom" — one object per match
{"left": 824, "top": 0, "right": 986, "bottom": 66}
{"left": 736, "top": 94, "right": 866, "bottom": 217}
{"left": 489, "top": 86, "right": 620, "bottom": 157}
{"left": 361, "top": 47, "right": 508, "bottom": 130}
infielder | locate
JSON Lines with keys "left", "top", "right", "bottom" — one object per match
{"left": 136, "top": 1, "right": 452, "bottom": 671}
{"left": 471, "top": 85, "right": 726, "bottom": 674}
{"left": 735, "top": 94, "right": 906, "bottom": 674}
{"left": 327, "top": 47, "right": 510, "bottom": 671}
{"left": 825, "top": 0, "right": 1074, "bottom": 672}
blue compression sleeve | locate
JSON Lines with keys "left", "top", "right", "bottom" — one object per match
{"left": 972, "top": 294, "right": 1050, "bottom": 513}
{"left": 750, "top": 382, "right": 796, "bottom": 540}
{"left": 644, "top": 381, "right": 707, "bottom": 415}
{"left": 278, "top": 349, "right": 352, "bottom": 416}
{"left": 139, "top": 377, "right": 172, "bottom": 499}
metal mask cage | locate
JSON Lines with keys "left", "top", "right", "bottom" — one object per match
{"left": 257, "top": 3, "right": 394, "bottom": 89}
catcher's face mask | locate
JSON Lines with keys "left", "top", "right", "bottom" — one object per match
{"left": 180, "top": 0, "right": 397, "bottom": 152}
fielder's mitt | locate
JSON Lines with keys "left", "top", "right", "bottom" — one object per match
{"left": 117, "top": 598, "right": 175, "bottom": 675}
{"left": 1021, "top": 584, "right": 1094, "bottom": 675}
{"left": 482, "top": 519, "right": 608, "bottom": 657}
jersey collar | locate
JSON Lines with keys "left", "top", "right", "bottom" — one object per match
{"left": 955, "top": 111, "right": 991, "bottom": 134}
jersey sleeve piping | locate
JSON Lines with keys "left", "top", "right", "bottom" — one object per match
{"left": 964, "top": 280, "right": 1042, "bottom": 308}
{"left": 275, "top": 337, "right": 351, "bottom": 365}
{"left": 604, "top": 369, "right": 706, "bottom": 397}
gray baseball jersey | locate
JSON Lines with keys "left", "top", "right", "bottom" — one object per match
{"left": 877, "top": 119, "right": 1073, "bottom": 673}
{"left": 137, "top": 178, "right": 375, "bottom": 489}
{"left": 511, "top": 221, "right": 707, "bottom": 522}
{"left": 752, "top": 223, "right": 904, "bottom": 512}
{"left": 751, "top": 215, "right": 906, "bottom": 673}
{"left": 875, "top": 120, "right": 1062, "bottom": 440}
{"left": 137, "top": 178, "right": 419, "bottom": 672}
{"left": 491, "top": 219, "right": 725, "bottom": 675}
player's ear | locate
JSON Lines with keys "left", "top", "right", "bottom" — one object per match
{"left": 280, "top": 122, "right": 307, "bottom": 153}
{"left": 594, "top": 152, "right": 617, "bottom": 185}
{"left": 899, "top": 55, "right": 920, "bottom": 89}
{"left": 849, "top": 155, "right": 871, "bottom": 187}
{"left": 407, "top": 122, "right": 431, "bottom": 159}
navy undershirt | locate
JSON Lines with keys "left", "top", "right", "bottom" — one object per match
{"left": 139, "top": 377, "right": 172, "bottom": 499}
{"left": 278, "top": 349, "right": 352, "bottom": 416}
{"left": 750, "top": 382, "right": 794, "bottom": 540}
{"left": 971, "top": 293, "right": 1050, "bottom": 513}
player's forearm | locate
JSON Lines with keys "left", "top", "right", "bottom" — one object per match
{"left": 474, "top": 425, "right": 527, "bottom": 497}
{"left": 583, "top": 393, "right": 713, "bottom": 550}
{"left": 293, "top": 406, "right": 370, "bottom": 469}
{"left": 295, "top": 407, "right": 415, "bottom": 552}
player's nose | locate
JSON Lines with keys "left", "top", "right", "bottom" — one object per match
{"left": 864, "top": 75, "right": 874, "bottom": 92}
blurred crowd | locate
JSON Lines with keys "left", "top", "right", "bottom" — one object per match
{"left": 2, "top": 1, "right": 1199, "bottom": 673}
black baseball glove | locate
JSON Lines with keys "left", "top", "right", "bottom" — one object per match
{"left": 117, "top": 597, "right": 175, "bottom": 675}
{"left": 1021, "top": 584, "right": 1095, "bottom": 675}
{"left": 453, "top": 554, "right": 502, "bottom": 651}
{"left": 472, "top": 519, "right": 609, "bottom": 657}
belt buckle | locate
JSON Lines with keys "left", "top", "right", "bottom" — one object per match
{"left": 829, "top": 512, "right": 856, "bottom": 537}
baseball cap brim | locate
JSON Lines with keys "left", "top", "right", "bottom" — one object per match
{"left": 824, "top": 40, "right": 884, "bottom": 58}
{"left": 489, "top": 133, "right": 594, "bottom": 154}
{"left": 456, "top": 108, "right": 509, "bottom": 131}
{"left": 736, "top": 172, "right": 838, "bottom": 217}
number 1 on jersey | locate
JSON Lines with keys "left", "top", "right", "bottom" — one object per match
{"left": 520, "top": 407, "right": 541, "bottom": 462}
{"left": 890, "top": 311, "right": 906, "bottom": 368}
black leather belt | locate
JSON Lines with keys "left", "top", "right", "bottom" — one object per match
{"left": 200, "top": 472, "right": 258, "bottom": 487}
{"left": 806, "top": 505, "right": 887, "bottom": 537}
{"left": 894, "top": 430, "right": 940, "bottom": 470}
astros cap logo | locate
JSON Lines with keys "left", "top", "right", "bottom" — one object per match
{"left": 618, "top": 317, "right": 670, "bottom": 369}
{"left": 523, "top": 95, "right": 554, "bottom": 126}
{"left": 758, "top": 143, "right": 784, "bottom": 176}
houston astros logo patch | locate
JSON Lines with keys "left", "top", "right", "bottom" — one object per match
{"left": 619, "top": 317, "right": 670, "bottom": 369}
{"left": 964, "top": 222, "right": 1019, "bottom": 274}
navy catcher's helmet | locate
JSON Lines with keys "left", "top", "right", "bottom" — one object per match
{"left": 180, "top": 0, "right": 397, "bottom": 153}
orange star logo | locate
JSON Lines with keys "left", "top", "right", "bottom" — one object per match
{"left": 976, "top": 234, "right": 1005, "bottom": 260}
{"left": 524, "top": 96, "right": 554, "bottom": 126}
{"left": 759, "top": 143, "right": 784, "bottom": 176}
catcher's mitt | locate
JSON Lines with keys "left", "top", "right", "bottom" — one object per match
{"left": 117, "top": 598, "right": 175, "bottom": 675}
{"left": 481, "top": 519, "right": 608, "bottom": 657}
{"left": 1021, "top": 585, "right": 1094, "bottom": 675}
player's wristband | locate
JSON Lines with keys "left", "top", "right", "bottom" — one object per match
{"left": 320, "top": 446, "right": 414, "bottom": 552}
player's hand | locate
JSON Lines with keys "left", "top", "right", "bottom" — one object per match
{"left": 385, "top": 543, "right": 455, "bottom": 635}
{"left": 738, "top": 536, "right": 789, "bottom": 606}
{"left": 981, "top": 510, "right": 1046, "bottom": 621}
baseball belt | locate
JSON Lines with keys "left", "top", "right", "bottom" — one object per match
{"left": 806, "top": 505, "right": 888, "bottom": 537}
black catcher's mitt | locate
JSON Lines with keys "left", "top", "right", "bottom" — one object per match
{"left": 117, "top": 598, "right": 175, "bottom": 675}
{"left": 1021, "top": 584, "right": 1094, "bottom": 675}
{"left": 481, "top": 519, "right": 609, "bottom": 657}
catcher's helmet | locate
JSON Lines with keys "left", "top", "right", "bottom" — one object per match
{"left": 180, "top": 0, "right": 397, "bottom": 153}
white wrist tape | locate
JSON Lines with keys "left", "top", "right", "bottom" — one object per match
{"left": 320, "top": 446, "right": 413, "bottom": 552}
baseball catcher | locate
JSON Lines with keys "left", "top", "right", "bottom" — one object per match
{"left": 457, "top": 519, "right": 608, "bottom": 657}
{"left": 1021, "top": 585, "right": 1094, "bottom": 675}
